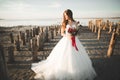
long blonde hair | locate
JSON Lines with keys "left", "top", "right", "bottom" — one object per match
{"left": 61, "top": 9, "right": 75, "bottom": 34}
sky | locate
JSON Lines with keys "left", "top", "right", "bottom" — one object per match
{"left": 0, "top": 0, "right": 120, "bottom": 19}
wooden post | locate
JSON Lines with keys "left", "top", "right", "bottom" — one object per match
{"left": 97, "top": 20, "right": 102, "bottom": 40}
{"left": 33, "top": 28, "right": 35, "bottom": 37}
{"left": 102, "top": 22, "right": 107, "bottom": 30}
{"left": 106, "top": 20, "right": 110, "bottom": 28}
{"left": 51, "top": 28, "right": 54, "bottom": 39}
{"left": 0, "top": 45, "right": 9, "bottom": 80}
{"left": 108, "top": 22, "right": 113, "bottom": 33}
{"left": 29, "top": 29, "right": 32, "bottom": 38}
{"left": 21, "top": 32, "right": 26, "bottom": 45}
{"left": 88, "top": 20, "right": 92, "bottom": 30}
{"left": 31, "top": 37, "right": 38, "bottom": 61}
{"left": 59, "top": 25, "right": 61, "bottom": 34}
{"left": 38, "top": 33, "right": 43, "bottom": 51}
{"left": 107, "top": 29, "right": 117, "bottom": 57}
{"left": 116, "top": 22, "right": 120, "bottom": 35}
{"left": 8, "top": 46, "right": 15, "bottom": 63}
{"left": 25, "top": 30, "right": 29, "bottom": 42}
{"left": 55, "top": 26, "right": 58, "bottom": 36}
{"left": 38, "top": 28, "right": 44, "bottom": 51}
{"left": 91, "top": 21, "right": 95, "bottom": 32}
{"left": 97, "top": 27, "right": 101, "bottom": 40}
{"left": 94, "top": 20, "right": 98, "bottom": 33}
{"left": 10, "top": 32, "right": 14, "bottom": 43}
{"left": 19, "top": 31, "right": 22, "bottom": 42}
{"left": 45, "top": 27, "right": 49, "bottom": 42}
{"left": 28, "top": 37, "right": 32, "bottom": 51}
{"left": 36, "top": 27, "right": 40, "bottom": 35}
{"left": 15, "top": 35, "right": 20, "bottom": 51}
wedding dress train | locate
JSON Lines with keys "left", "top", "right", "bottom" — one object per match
{"left": 31, "top": 23, "right": 97, "bottom": 80}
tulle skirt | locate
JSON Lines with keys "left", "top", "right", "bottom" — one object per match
{"left": 31, "top": 36, "right": 97, "bottom": 80}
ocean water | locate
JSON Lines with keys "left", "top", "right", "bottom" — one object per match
{"left": 0, "top": 18, "right": 120, "bottom": 27}
{"left": 0, "top": 19, "right": 61, "bottom": 27}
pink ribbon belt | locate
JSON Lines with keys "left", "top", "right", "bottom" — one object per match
{"left": 71, "top": 36, "right": 78, "bottom": 51}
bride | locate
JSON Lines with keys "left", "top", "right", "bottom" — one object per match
{"left": 31, "top": 9, "right": 97, "bottom": 80}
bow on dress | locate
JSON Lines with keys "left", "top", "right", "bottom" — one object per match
{"left": 71, "top": 36, "right": 78, "bottom": 51}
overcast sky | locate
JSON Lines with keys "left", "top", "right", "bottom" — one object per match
{"left": 0, "top": 0, "right": 120, "bottom": 19}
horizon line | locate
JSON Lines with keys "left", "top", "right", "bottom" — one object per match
{"left": 0, "top": 16, "right": 120, "bottom": 20}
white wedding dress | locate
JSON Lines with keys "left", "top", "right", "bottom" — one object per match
{"left": 31, "top": 23, "right": 97, "bottom": 80}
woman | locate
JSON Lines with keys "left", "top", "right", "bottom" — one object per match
{"left": 31, "top": 9, "right": 97, "bottom": 80}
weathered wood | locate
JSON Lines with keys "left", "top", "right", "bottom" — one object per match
{"left": 94, "top": 20, "right": 98, "bottom": 33}
{"left": 57, "top": 25, "right": 61, "bottom": 34}
{"left": 15, "top": 35, "right": 20, "bottom": 51}
{"left": 97, "top": 27, "right": 101, "bottom": 40}
{"left": 31, "top": 37, "right": 38, "bottom": 61}
{"left": 45, "top": 27, "right": 49, "bottom": 42}
{"left": 8, "top": 46, "right": 15, "bottom": 63}
{"left": 106, "top": 20, "right": 110, "bottom": 28}
{"left": 97, "top": 20, "right": 102, "bottom": 40}
{"left": 102, "top": 22, "right": 107, "bottom": 30}
{"left": 116, "top": 22, "right": 120, "bottom": 35}
{"left": 91, "top": 21, "right": 95, "bottom": 32}
{"left": 29, "top": 29, "right": 32, "bottom": 38}
{"left": 54, "top": 26, "right": 58, "bottom": 36}
{"left": 36, "top": 31, "right": 45, "bottom": 51}
{"left": 107, "top": 29, "right": 117, "bottom": 57}
{"left": 18, "top": 31, "right": 22, "bottom": 42}
{"left": 10, "top": 32, "right": 14, "bottom": 43}
{"left": 94, "top": 19, "right": 102, "bottom": 33}
{"left": 36, "top": 27, "right": 40, "bottom": 35}
{"left": 51, "top": 28, "right": 54, "bottom": 39}
{"left": 108, "top": 22, "right": 113, "bottom": 33}
{"left": 21, "top": 32, "right": 26, "bottom": 45}
{"left": 25, "top": 30, "right": 29, "bottom": 42}
{"left": 33, "top": 28, "right": 36, "bottom": 37}
{"left": 88, "top": 20, "right": 92, "bottom": 29}
{"left": 0, "top": 45, "right": 9, "bottom": 80}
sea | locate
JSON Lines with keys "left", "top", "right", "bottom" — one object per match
{"left": 0, "top": 18, "right": 120, "bottom": 27}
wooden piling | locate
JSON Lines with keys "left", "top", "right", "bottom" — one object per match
{"left": 51, "top": 28, "right": 54, "bottom": 39}
{"left": 97, "top": 20, "right": 102, "bottom": 40}
{"left": 25, "top": 30, "right": 29, "bottom": 42}
{"left": 33, "top": 28, "right": 36, "bottom": 37}
{"left": 31, "top": 37, "right": 38, "bottom": 61}
{"left": 94, "top": 20, "right": 98, "bottom": 33}
{"left": 45, "top": 27, "right": 49, "bottom": 42}
{"left": 107, "top": 29, "right": 117, "bottom": 57}
{"left": 116, "top": 22, "right": 120, "bottom": 35}
{"left": 10, "top": 32, "right": 14, "bottom": 43}
{"left": 15, "top": 35, "right": 20, "bottom": 51}
{"left": 0, "top": 45, "right": 9, "bottom": 80}
{"left": 8, "top": 46, "right": 15, "bottom": 63}
{"left": 108, "top": 22, "right": 113, "bottom": 33}
{"left": 21, "top": 32, "right": 26, "bottom": 45}
{"left": 102, "top": 22, "right": 107, "bottom": 30}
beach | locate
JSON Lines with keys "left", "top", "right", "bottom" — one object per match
{"left": 0, "top": 19, "right": 120, "bottom": 80}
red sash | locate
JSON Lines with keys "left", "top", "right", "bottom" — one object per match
{"left": 71, "top": 36, "right": 78, "bottom": 51}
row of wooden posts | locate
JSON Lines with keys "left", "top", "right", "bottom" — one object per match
{"left": 0, "top": 25, "right": 60, "bottom": 80}
{"left": 88, "top": 19, "right": 120, "bottom": 57}
{"left": 10, "top": 25, "right": 60, "bottom": 62}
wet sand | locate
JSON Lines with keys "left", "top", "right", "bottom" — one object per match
{"left": 0, "top": 26, "right": 120, "bottom": 80}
